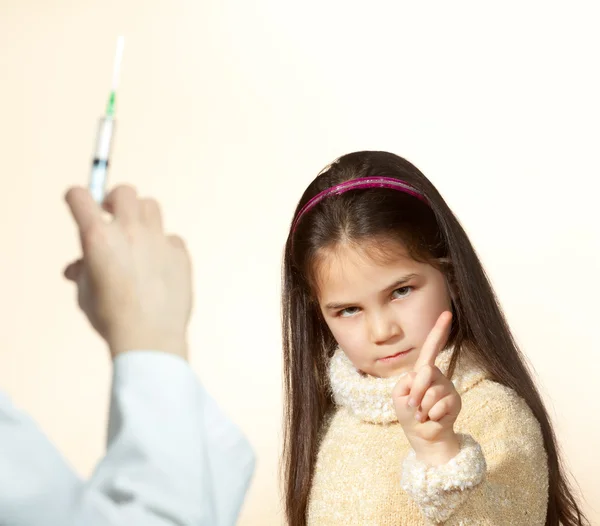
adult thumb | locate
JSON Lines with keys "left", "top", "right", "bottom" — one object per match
{"left": 64, "top": 259, "right": 84, "bottom": 282}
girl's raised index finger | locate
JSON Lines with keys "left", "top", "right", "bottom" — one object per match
{"left": 413, "top": 311, "right": 453, "bottom": 371}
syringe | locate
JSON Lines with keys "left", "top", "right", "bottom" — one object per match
{"left": 89, "top": 36, "right": 125, "bottom": 203}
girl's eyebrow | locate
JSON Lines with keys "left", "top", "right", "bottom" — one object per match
{"left": 324, "top": 274, "right": 419, "bottom": 310}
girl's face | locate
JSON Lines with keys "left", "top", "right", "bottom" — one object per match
{"left": 315, "top": 240, "right": 452, "bottom": 378}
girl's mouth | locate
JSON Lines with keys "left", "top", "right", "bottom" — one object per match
{"left": 378, "top": 348, "right": 414, "bottom": 363}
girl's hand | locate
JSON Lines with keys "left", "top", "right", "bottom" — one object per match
{"left": 392, "top": 311, "right": 462, "bottom": 465}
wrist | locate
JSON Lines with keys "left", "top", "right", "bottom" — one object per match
{"left": 411, "top": 431, "right": 461, "bottom": 466}
{"left": 108, "top": 329, "right": 188, "bottom": 360}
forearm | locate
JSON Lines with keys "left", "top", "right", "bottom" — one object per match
{"left": 0, "top": 352, "right": 254, "bottom": 526}
{"left": 94, "top": 351, "right": 254, "bottom": 526}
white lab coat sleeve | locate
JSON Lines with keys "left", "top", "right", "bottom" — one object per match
{"left": 0, "top": 351, "right": 255, "bottom": 526}
{"left": 0, "top": 389, "right": 83, "bottom": 525}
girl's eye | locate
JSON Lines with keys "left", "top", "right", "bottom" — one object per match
{"left": 392, "top": 286, "right": 413, "bottom": 299}
{"left": 338, "top": 307, "right": 360, "bottom": 318}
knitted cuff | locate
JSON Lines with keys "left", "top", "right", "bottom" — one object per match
{"left": 400, "top": 434, "right": 487, "bottom": 524}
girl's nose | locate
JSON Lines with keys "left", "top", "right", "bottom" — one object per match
{"left": 369, "top": 309, "right": 402, "bottom": 345}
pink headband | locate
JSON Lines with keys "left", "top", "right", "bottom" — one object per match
{"left": 291, "top": 177, "right": 428, "bottom": 234}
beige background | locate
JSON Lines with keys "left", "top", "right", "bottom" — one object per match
{"left": 1, "top": 0, "right": 598, "bottom": 524}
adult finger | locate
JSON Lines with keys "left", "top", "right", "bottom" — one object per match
{"left": 139, "top": 198, "right": 163, "bottom": 232}
{"left": 63, "top": 259, "right": 84, "bottom": 282}
{"left": 413, "top": 311, "right": 453, "bottom": 371}
{"left": 102, "top": 185, "right": 139, "bottom": 226}
{"left": 65, "top": 187, "right": 104, "bottom": 236}
{"left": 167, "top": 234, "right": 186, "bottom": 249}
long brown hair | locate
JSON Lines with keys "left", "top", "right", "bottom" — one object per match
{"left": 281, "top": 151, "right": 588, "bottom": 526}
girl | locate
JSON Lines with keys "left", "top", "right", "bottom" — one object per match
{"left": 281, "top": 151, "right": 588, "bottom": 525}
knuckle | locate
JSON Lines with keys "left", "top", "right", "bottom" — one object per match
{"left": 429, "top": 403, "right": 445, "bottom": 420}
{"left": 108, "top": 185, "right": 137, "bottom": 206}
{"left": 82, "top": 223, "right": 108, "bottom": 248}
{"left": 422, "top": 386, "right": 443, "bottom": 408}
{"left": 140, "top": 199, "right": 162, "bottom": 224}
{"left": 423, "top": 387, "right": 440, "bottom": 404}
{"left": 415, "top": 367, "right": 434, "bottom": 388}
{"left": 393, "top": 375, "right": 410, "bottom": 396}
{"left": 422, "top": 364, "right": 437, "bottom": 380}
{"left": 169, "top": 234, "right": 183, "bottom": 246}
{"left": 114, "top": 184, "right": 137, "bottom": 196}
{"left": 454, "top": 393, "right": 462, "bottom": 411}
{"left": 168, "top": 234, "right": 188, "bottom": 252}
{"left": 420, "top": 395, "right": 434, "bottom": 411}
{"left": 143, "top": 198, "right": 160, "bottom": 212}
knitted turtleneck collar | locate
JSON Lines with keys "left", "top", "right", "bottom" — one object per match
{"left": 328, "top": 347, "right": 488, "bottom": 424}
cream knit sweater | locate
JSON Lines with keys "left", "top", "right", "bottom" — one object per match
{"left": 307, "top": 349, "right": 549, "bottom": 525}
